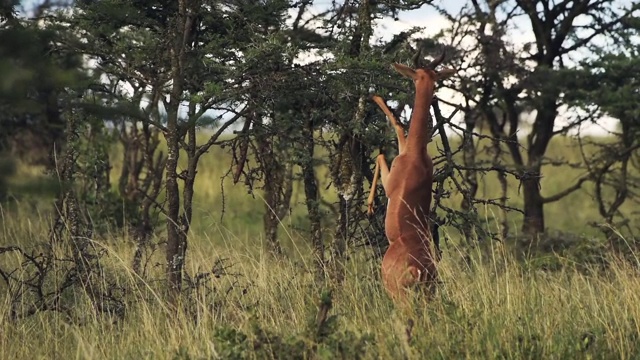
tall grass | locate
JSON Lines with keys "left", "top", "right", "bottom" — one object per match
{"left": 2, "top": 219, "right": 640, "bottom": 359}
{"left": 1, "top": 134, "right": 639, "bottom": 359}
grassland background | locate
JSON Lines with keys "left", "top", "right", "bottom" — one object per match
{"left": 1, "top": 132, "right": 639, "bottom": 359}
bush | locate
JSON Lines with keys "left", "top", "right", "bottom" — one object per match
{"left": 192, "top": 291, "right": 375, "bottom": 360}
{"left": 511, "top": 231, "right": 610, "bottom": 272}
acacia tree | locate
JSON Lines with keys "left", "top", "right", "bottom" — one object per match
{"left": 310, "top": 0, "right": 444, "bottom": 279}
{"left": 227, "top": 0, "right": 312, "bottom": 258}
{"left": 437, "top": 0, "right": 639, "bottom": 237}
{"left": 0, "top": 12, "right": 78, "bottom": 167}
{"left": 228, "top": 0, "right": 443, "bottom": 278}
{"left": 68, "top": 0, "right": 281, "bottom": 299}
{"left": 569, "top": 17, "right": 640, "bottom": 245}
{"left": 319, "top": 0, "right": 379, "bottom": 281}
{"left": 0, "top": 0, "right": 139, "bottom": 318}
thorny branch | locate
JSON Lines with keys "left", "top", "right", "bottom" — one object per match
{"left": 429, "top": 97, "right": 525, "bottom": 243}
{"left": 0, "top": 244, "right": 124, "bottom": 322}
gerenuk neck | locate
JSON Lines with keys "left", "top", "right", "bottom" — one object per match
{"left": 406, "top": 80, "right": 434, "bottom": 153}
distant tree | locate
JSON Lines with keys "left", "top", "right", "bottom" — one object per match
{"left": 437, "top": 0, "right": 639, "bottom": 238}
{"left": 0, "top": 7, "right": 85, "bottom": 166}
{"left": 226, "top": 0, "right": 308, "bottom": 259}
{"left": 66, "top": 0, "right": 275, "bottom": 300}
{"left": 568, "top": 16, "right": 640, "bottom": 245}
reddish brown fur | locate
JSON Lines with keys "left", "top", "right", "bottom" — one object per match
{"left": 381, "top": 234, "right": 438, "bottom": 301}
{"left": 369, "top": 58, "right": 455, "bottom": 302}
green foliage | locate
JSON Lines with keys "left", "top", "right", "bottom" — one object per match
{"left": 0, "top": 24, "right": 84, "bottom": 98}
{"left": 82, "top": 188, "right": 144, "bottom": 232}
{"left": 570, "top": 54, "right": 640, "bottom": 124}
{"left": 195, "top": 291, "right": 375, "bottom": 360}
{"left": 0, "top": 19, "right": 87, "bottom": 164}
{"left": 511, "top": 231, "right": 610, "bottom": 273}
{"left": 212, "top": 324, "right": 307, "bottom": 360}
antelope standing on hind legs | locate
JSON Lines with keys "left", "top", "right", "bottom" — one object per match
{"left": 368, "top": 51, "right": 455, "bottom": 303}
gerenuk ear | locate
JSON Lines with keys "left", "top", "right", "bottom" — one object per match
{"left": 392, "top": 63, "right": 417, "bottom": 80}
{"left": 436, "top": 68, "right": 456, "bottom": 81}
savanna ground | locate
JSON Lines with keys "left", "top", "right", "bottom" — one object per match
{"left": 1, "top": 133, "right": 639, "bottom": 359}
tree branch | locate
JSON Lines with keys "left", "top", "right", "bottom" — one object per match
{"left": 541, "top": 176, "right": 590, "bottom": 203}
{"left": 194, "top": 106, "right": 248, "bottom": 161}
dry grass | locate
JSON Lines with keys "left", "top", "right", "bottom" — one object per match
{"left": 2, "top": 221, "right": 640, "bottom": 359}
{"left": 1, "top": 133, "right": 639, "bottom": 359}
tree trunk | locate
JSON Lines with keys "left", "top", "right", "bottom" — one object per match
{"left": 164, "top": 62, "right": 185, "bottom": 299}
{"left": 301, "top": 120, "right": 324, "bottom": 280}
{"left": 254, "top": 114, "right": 291, "bottom": 257}
{"left": 165, "top": 126, "right": 184, "bottom": 296}
{"left": 330, "top": 135, "right": 351, "bottom": 261}
{"left": 165, "top": 0, "right": 191, "bottom": 302}
{"left": 328, "top": 0, "right": 372, "bottom": 281}
{"left": 460, "top": 108, "right": 478, "bottom": 244}
{"left": 263, "top": 178, "right": 285, "bottom": 256}
{"left": 521, "top": 167, "right": 544, "bottom": 236}
{"left": 262, "top": 160, "right": 292, "bottom": 257}
{"left": 491, "top": 137, "right": 510, "bottom": 240}
{"left": 521, "top": 97, "right": 557, "bottom": 237}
